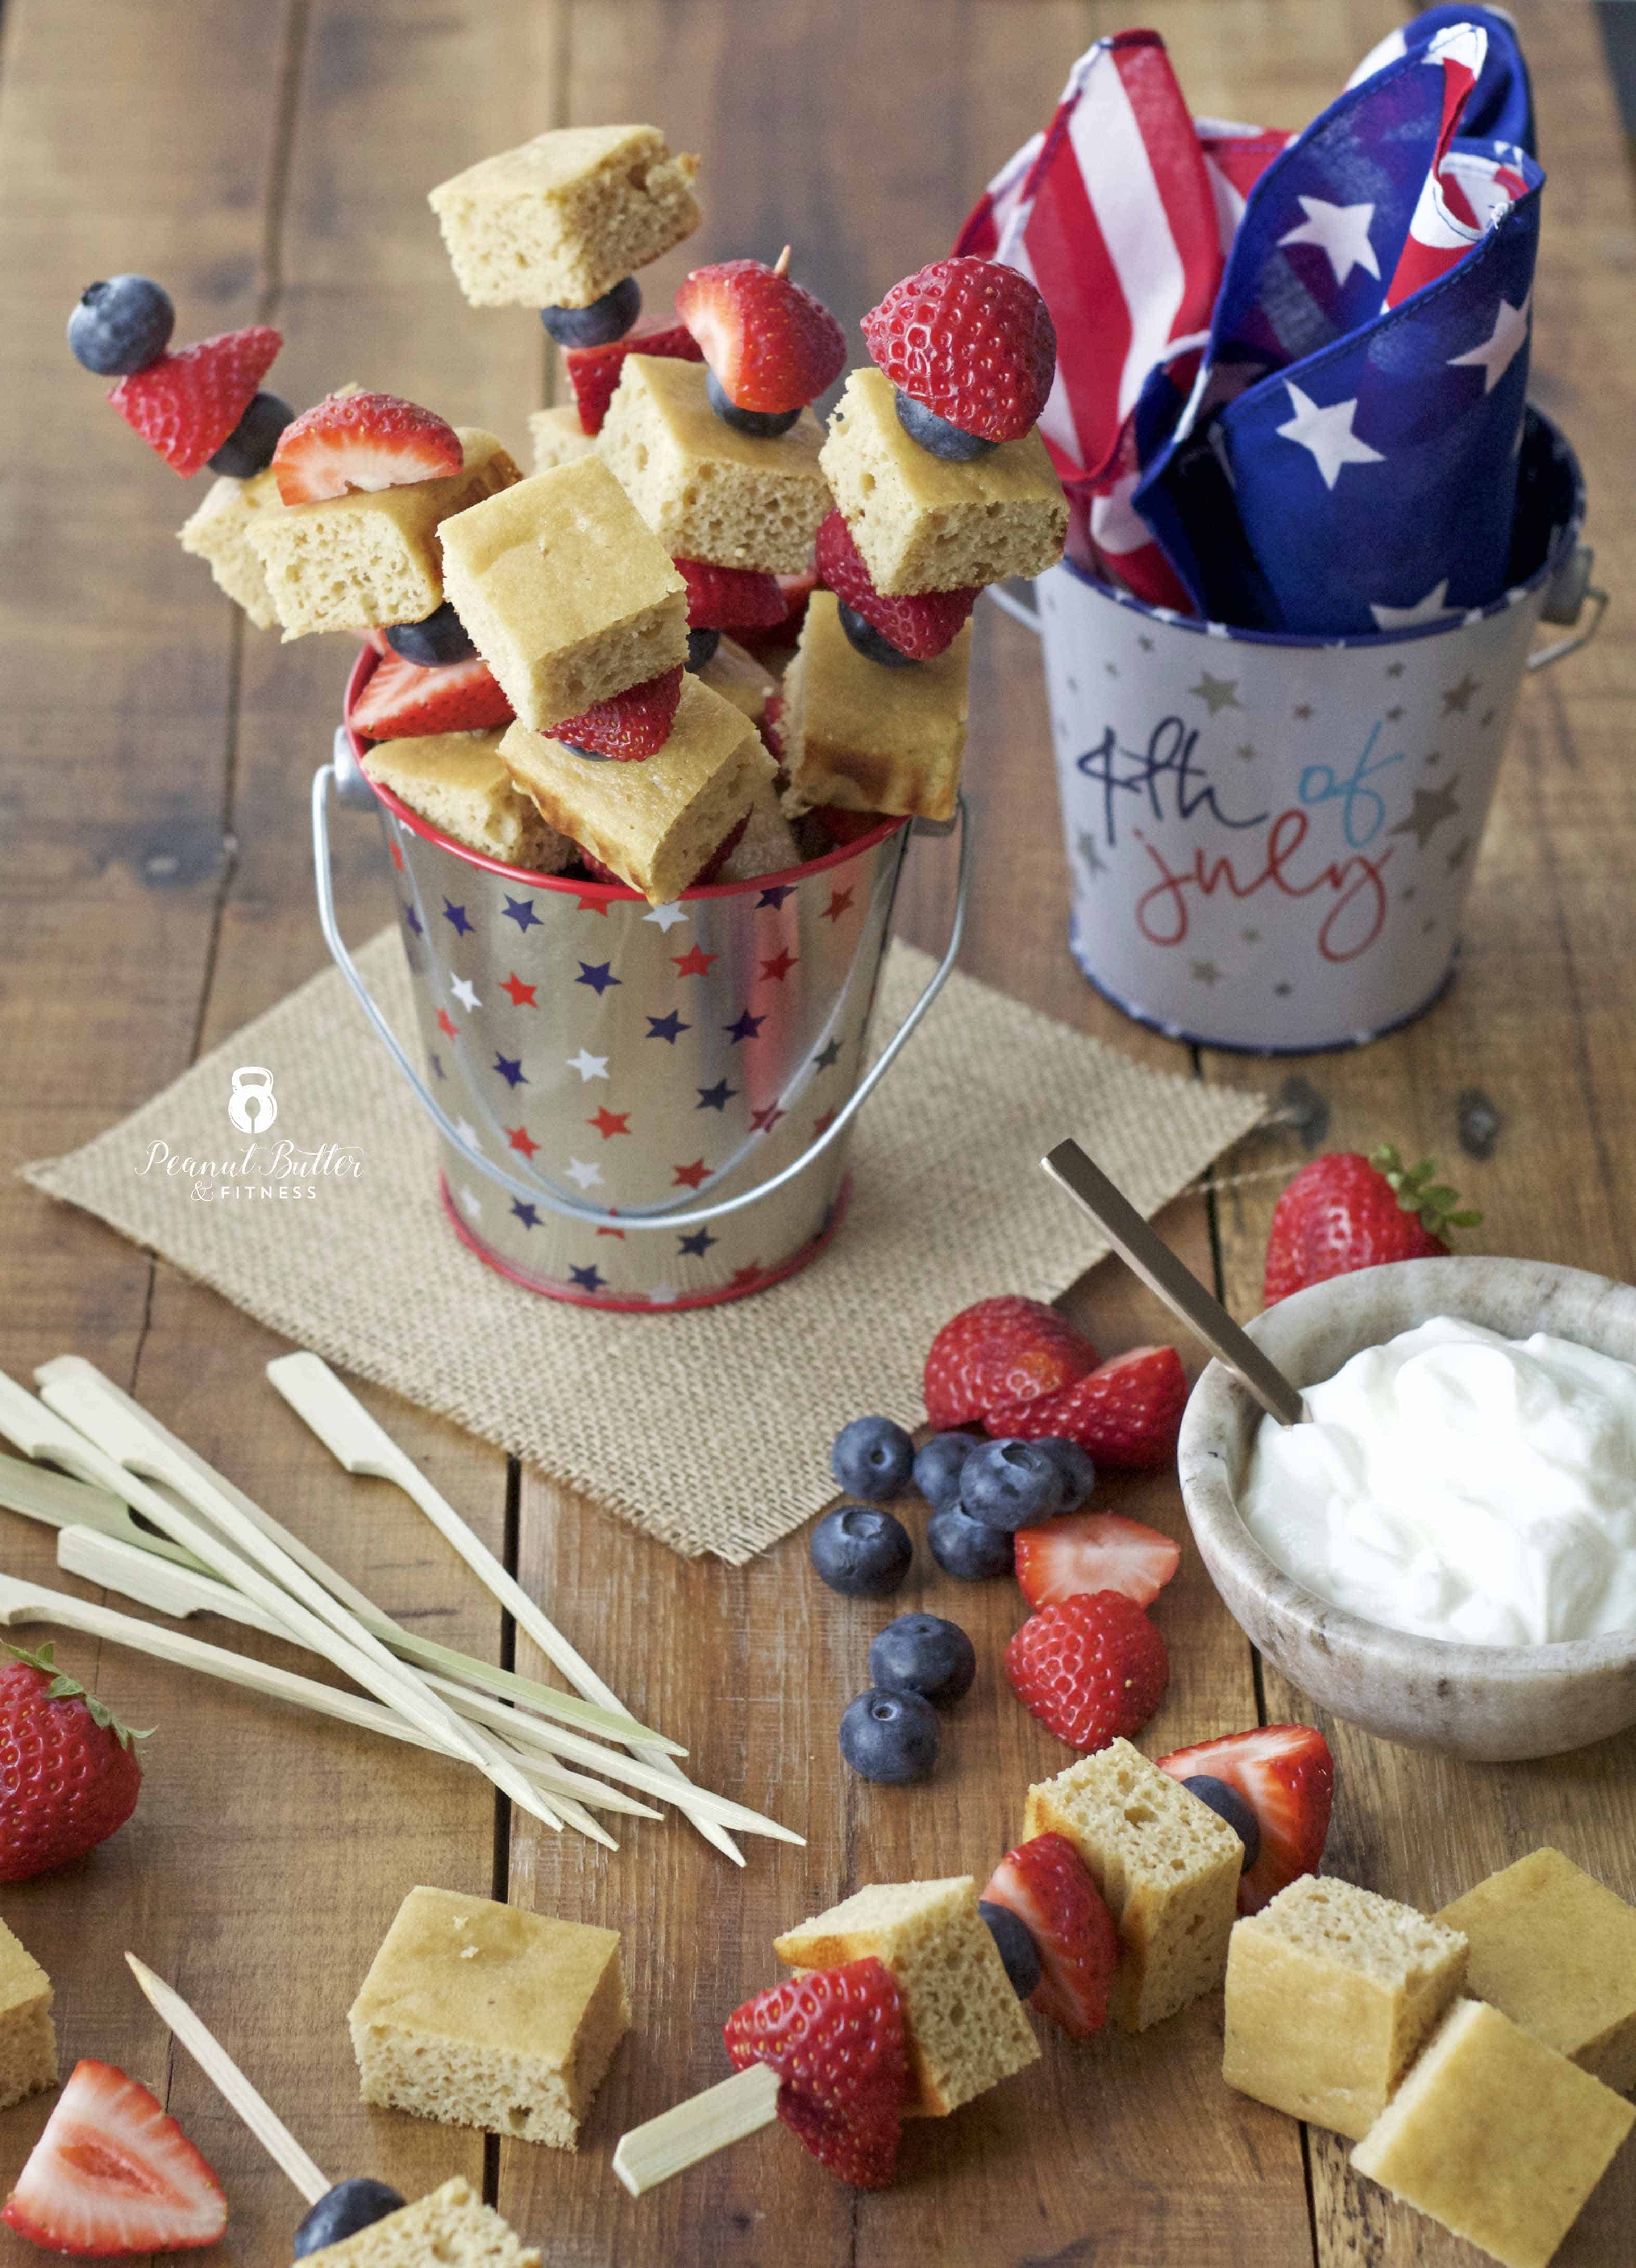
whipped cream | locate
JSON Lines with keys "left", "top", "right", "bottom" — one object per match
{"left": 1241, "top": 1315, "right": 1636, "bottom": 1647}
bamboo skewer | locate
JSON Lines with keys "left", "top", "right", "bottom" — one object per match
{"left": 612, "top": 2064, "right": 782, "bottom": 2196}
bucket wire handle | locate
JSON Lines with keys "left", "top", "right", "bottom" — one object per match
{"left": 311, "top": 759, "right": 970, "bottom": 1233}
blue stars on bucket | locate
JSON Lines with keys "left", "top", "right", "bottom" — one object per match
{"left": 696, "top": 1079, "right": 737, "bottom": 1112}
{"left": 757, "top": 883, "right": 796, "bottom": 909}
{"left": 511, "top": 1200, "right": 541, "bottom": 1230}
{"left": 678, "top": 1227, "right": 717, "bottom": 1257}
{"left": 646, "top": 1010, "right": 690, "bottom": 1044}
{"left": 403, "top": 903, "right": 423, "bottom": 937}
{"left": 813, "top": 1037, "right": 842, "bottom": 1072}
{"left": 569, "top": 1263, "right": 607, "bottom": 1294}
{"left": 443, "top": 900, "right": 474, "bottom": 936}
{"left": 575, "top": 960, "right": 620, "bottom": 994}
{"left": 724, "top": 1008, "right": 765, "bottom": 1045}
{"left": 494, "top": 1053, "right": 527, "bottom": 1089}
{"left": 502, "top": 896, "right": 541, "bottom": 931}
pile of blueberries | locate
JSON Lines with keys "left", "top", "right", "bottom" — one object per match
{"left": 812, "top": 1415, "right": 1095, "bottom": 1788}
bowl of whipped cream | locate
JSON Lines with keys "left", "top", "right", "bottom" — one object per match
{"left": 1177, "top": 1256, "right": 1636, "bottom": 1761}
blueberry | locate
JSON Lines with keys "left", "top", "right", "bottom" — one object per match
{"left": 1034, "top": 1436, "right": 1097, "bottom": 1513}
{"left": 385, "top": 600, "right": 477, "bottom": 667}
{"left": 705, "top": 368, "right": 801, "bottom": 438}
{"left": 686, "top": 626, "right": 721, "bottom": 673}
{"left": 912, "top": 1431, "right": 976, "bottom": 1512}
{"left": 959, "top": 1438, "right": 1065, "bottom": 1531}
{"left": 869, "top": 1612, "right": 977, "bottom": 1707}
{"left": 207, "top": 389, "right": 294, "bottom": 478}
{"left": 561, "top": 740, "right": 610, "bottom": 762}
{"left": 926, "top": 1503, "right": 1014, "bottom": 1580}
{"left": 830, "top": 1415, "right": 914, "bottom": 1501}
{"left": 67, "top": 275, "right": 174, "bottom": 375}
{"left": 838, "top": 1687, "right": 940, "bottom": 1784}
{"left": 809, "top": 1504, "right": 912, "bottom": 1598}
{"left": 1183, "top": 1775, "right": 1261, "bottom": 1873}
{"left": 978, "top": 1900, "right": 1042, "bottom": 1999}
{"left": 294, "top": 2179, "right": 406, "bottom": 2258}
{"left": 836, "top": 601, "right": 918, "bottom": 670}
{"left": 893, "top": 388, "right": 996, "bottom": 462}
{"left": 540, "top": 275, "right": 642, "bottom": 347}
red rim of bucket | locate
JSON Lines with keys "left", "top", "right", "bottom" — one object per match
{"left": 344, "top": 644, "right": 905, "bottom": 898}
{"left": 438, "top": 1170, "right": 853, "bottom": 1308}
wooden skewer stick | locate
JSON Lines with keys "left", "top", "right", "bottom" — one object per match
{"left": 124, "top": 1955, "right": 330, "bottom": 2206}
{"left": 612, "top": 2063, "right": 781, "bottom": 2197}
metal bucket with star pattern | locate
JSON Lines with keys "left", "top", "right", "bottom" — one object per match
{"left": 311, "top": 653, "right": 970, "bottom": 1308}
{"left": 991, "top": 409, "right": 1598, "bottom": 1052}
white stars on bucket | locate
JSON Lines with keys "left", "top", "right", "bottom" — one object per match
{"left": 449, "top": 974, "right": 481, "bottom": 1012}
{"left": 564, "top": 1157, "right": 604, "bottom": 1191}
{"left": 1275, "top": 384, "right": 1384, "bottom": 490}
{"left": 451, "top": 1119, "right": 480, "bottom": 1155}
{"left": 643, "top": 901, "right": 689, "bottom": 933}
{"left": 456, "top": 1187, "right": 482, "bottom": 1222}
{"left": 565, "top": 1048, "right": 609, "bottom": 1082}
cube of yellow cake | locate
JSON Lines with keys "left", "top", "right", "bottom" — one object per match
{"left": 1351, "top": 1999, "right": 1635, "bottom": 2268}
{"left": 698, "top": 634, "right": 777, "bottom": 728}
{"left": 1438, "top": 1847, "right": 1636, "bottom": 2093}
{"left": 428, "top": 124, "right": 700, "bottom": 310}
{"left": 1024, "top": 1739, "right": 1242, "bottom": 2031}
{"left": 499, "top": 675, "right": 773, "bottom": 904}
{"left": 439, "top": 457, "right": 688, "bottom": 732}
{"left": 247, "top": 428, "right": 520, "bottom": 639}
{"left": 773, "top": 1877, "right": 1039, "bottom": 2117}
{"left": 1223, "top": 1874, "right": 1468, "bottom": 2139}
{"left": 714, "top": 777, "right": 800, "bottom": 883}
{"left": 598, "top": 357, "right": 830, "bottom": 574}
{"left": 780, "top": 591, "right": 970, "bottom": 822}
{"left": 361, "top": 731, "right": 574, "bottom": 874}
{"left": 347, "top": 1886, "right": 629, "bottom": 2151}
{"left": 297, "top": 2177, "right": 539, "bottom": 2267}
{"left": 527, "top": 404, "right": 598, "bottom": 474}
{"left": 0, "top": 1920, "right": 56, "bottom": 2112}
{"left": 821, "top": 368, "right": 1067, "bottom": 595}
{"left": 178, "top": 468, "right": 280, "bottom": 628}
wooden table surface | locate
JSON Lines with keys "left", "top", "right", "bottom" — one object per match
{"left": 3, "top": 2, "right": 1635, "bottom": 2262}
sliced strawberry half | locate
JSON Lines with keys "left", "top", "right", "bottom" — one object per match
{"left": 724, "top": 1957, "right": 906, "bottom": 2189}
{"left": 983, "top": 1833, "right": 1118, "bottom": 2038}
{"left": 923, "top": 1295, "right": 1098, "bottom": 1430}
{"left": 988, "top": 1345, "right": 1187, "bottom": 1469}
{"left": 736, "top": 565, "right": 818, "bottom": 655}
{"left": 564, "top": 318, "right": 704, "bottom": 435}
{"left": 107, "top": 324, "right": 281, "bottom": 476}
{"left": 350, "top": 651, "right": 513, "bottom": 739}
{"left": 1014, "top": 1511, "right": 1181, "bottom": 1612}
{"left": 862, "top": 257, "right": 1056, "bottom": 443}
{"left": 1004, "top": 1590, "right": 1169, "bottom": 1754}
{"left": 1156, "top": 1724, "right": 1336, "bottom": 1916}
{"left": 815, "top": 510, "right": 977, "bottom": 660}
{"left": 3, "top": 2059, "right": 228, "bottom": 2257}
{"left": 555, "top": 665, "right": 683, "bottom": 761}
{"left": 271, "top": 390, "right": 463, "bottom": 505}
{"left": 675, "top": 558, "right": 787, "bottom": 632}
{"left": 676, "top": 255, "right": 846, "bottom": 413}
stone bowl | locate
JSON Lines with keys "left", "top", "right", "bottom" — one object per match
{"left": 1176, "top": 1256, "right": 1636, "bottom": 1762}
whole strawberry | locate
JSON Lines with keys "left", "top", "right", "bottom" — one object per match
{"left": 724, "top": 1957, "right": 906, "bottom": 2188}
{"left": 0, "top": 1644, "right": 147, "bottom": 1881}
{"left": 1004, "top": 1590, "right": 1168, "bottom": 1753}
{"left": 862, "top": 257, "right": 1056, "bottom": 443}
{"left": 1263, "top": 1144, "right": 1480, "bottom": 1306}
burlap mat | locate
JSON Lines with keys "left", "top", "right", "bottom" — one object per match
{"left": 25, "top": 931, "right": 1264, "bottom": 1562}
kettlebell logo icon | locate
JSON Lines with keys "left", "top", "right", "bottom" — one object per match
{"left": 228, "top": 1066, "right": 278, "bottom": 1135}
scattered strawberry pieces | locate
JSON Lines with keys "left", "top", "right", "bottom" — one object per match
{"left": 861, "top": 257, "right": 1055, "bottom": 443}
{"left": 270, "top": 389, "right": 462, "bottom": 505}
{"left": 106, "top": 325, "right": 281, "bottom": 476}
{"left": 0, "top": 1643, "right": 146, "bottom": 1883}
{"left": 1156, "top": 1724, "right": 1336, "bottom": 1916}
{"left": 1014, "top": 1511, "right": 1181, "bottom": 1613}
{"left": 923, "top": 1296, "right": 1098, "bottom": 1430}
{"left": 554, "top": 664, "right": 684, "bottom": 762}
{"left": 983, "top": 1833, "right": 1118, "bottom": 2038}
{"left": 3, "top": 2059, "right": 227, "bottom": 2257}
{"left": 349, "top": 651, "right": 513, "bottom": 739}
{"left": 815, "top": 510, "right": 977, "bottom": 660}
{"left": 1004, "top": 1590, "right": 1168, "bottom": 1753}
{"left": 1263, "top": 1145, "right": 1480, "bottom": 1306}
{"left": 564, "top": 319, "right": 704, "bottom": 435}
{"left": 675, "top": 558, "right": 787, "bottom": 632}
{"left": 724, "top": 1958, "right": 906, "bottom": 2190}
{"left": 988, "top": 1345, "right": 1188, "bottom": 1469}
{"left": 676, "top": 254, "right": 846, "bottom": 414}
{"left": 736, "top": 565, "right": 818, "bottom": 655}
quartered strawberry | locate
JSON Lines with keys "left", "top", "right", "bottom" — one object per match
{"left": 1156, "top": 1724, "right": 1336, "bottom": 1916}
{"left": 924, "top": 1296, "right": 1098, "bottom": 1430}
{"left": 107, "top": 324, "right": 281, "bottom": 476}
{"left": 555, "top": 665, "right": 683, "bottom": 761}
{"left": 564, "top": 319, "right": 704, "bottom": 434}
{"left": 724, "top": 1958, "right": 906, "bottom": 2189}
{"left": 988, "top": 1345, "right": 1187, "bottom": 1469}
{"left": 983, "top": 1833, "right": 1118, "bottom": 2038}
{"left": 1004, "top": 1590, "right": 1168, "bottom": 1753}
{"left": 3, "top": 2059, "right": 227, "bottom": 2257}
{"left": 815, "top": 511, "right": 977, "bottom": 660}
{"left": 0, "top": 1643, "right": 146, "bottom": 1883}
{"left": 349, "top": 651, "right": 513, "bottom": 739}
{"left": 675, "top": 558, "right": 787, "bottom": 632}
{"left": 862, "top": 257, "right": 1056, "bottom": 442}
{"left": 676, "top": 253, "right": 846, "bottom": 413}
{"left": 271, "top": 389, "right": 463, "bottom": 505}
{"left": 1014, "top": 1512, "right": 1181, "bottom": 1613}
{"left": 1263, "top": 1145, "right": 1479, "bottom": 1306}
